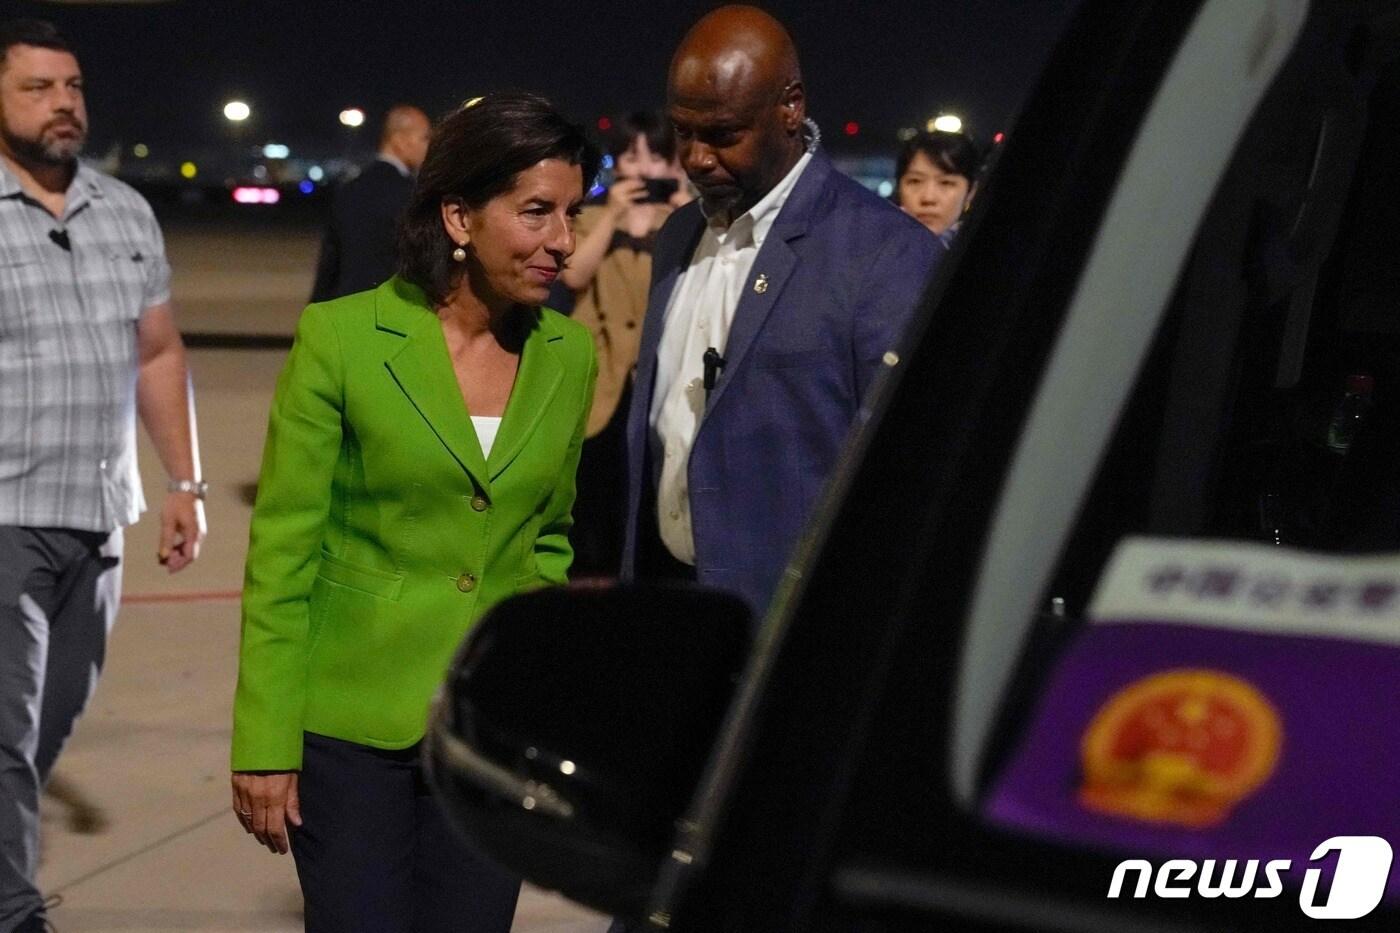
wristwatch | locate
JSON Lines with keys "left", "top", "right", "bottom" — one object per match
{"left": 168, "top": 479, "right": 209, "bottom": 499}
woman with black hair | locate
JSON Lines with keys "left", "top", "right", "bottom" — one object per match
{"left": 229, "top": 92, "right": 600, "bottom": 932}
{"left": 894, "top": 130, "right": 983, "bottom": 243}
{"left": 561, "top": 111, "right": 690, "bottom": 575}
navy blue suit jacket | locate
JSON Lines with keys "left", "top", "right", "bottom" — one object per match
{"left": 622, "top": 150, "right": 942, "bottom": 614}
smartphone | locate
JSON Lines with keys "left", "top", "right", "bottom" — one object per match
{"left": 639, "top": 177, "right": 680, "bottom": 204}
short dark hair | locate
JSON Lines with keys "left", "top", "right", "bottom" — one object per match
{"left": 895, "top": 131, "right": 984, "bottom": 186}
{"left": 607, "top": 110, "right": 676, "bottom": 162}
{"left": 398, "top": 92, "right": 601, "bottom": 306}
{"left": 0, "top": 19, "right": 73, "bottom": 69}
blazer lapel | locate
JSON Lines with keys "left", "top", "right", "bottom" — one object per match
{"left": 380, "top": 282, "right": 493, "bottom": 492}
{"left": 487, "top": 312, "right": 563, "bottom": 480}
{"left": 701, "top": 237, "right": 797, "bottom": 417}
{"left": 701, "top": 152, "right": 833, "bottom": 416}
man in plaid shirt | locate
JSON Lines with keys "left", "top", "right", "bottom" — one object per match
{"left": 0, "top": 20, "right": 205, "bottom": 932}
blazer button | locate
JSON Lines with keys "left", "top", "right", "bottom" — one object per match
{"left": 456, "top": 573, "right": 477, "bottom": 593}
{"left": 470, "top": 495, "right": 489, "bottom": 512}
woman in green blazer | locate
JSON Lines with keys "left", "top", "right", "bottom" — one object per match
{"left": 230, "top": 94, "right": 600, "bottom": 933}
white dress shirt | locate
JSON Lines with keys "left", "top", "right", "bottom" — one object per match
{"left": 649, "top": 149, "right": 814, "bottom": 564}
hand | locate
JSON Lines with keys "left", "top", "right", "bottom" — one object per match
{"left": 232, "top": 771, "right": 301, "bottom": 854}
{"left": 158, "top": 491, "right": 205, "bottom": 573}
{"left": 669, "top": 177, "right": 695, "bottom": 208}
{"left": 605, "top": 177, "right": 647, "bottom": 218}
{"left": 667, "top": 165, "right": 694, "bottom": 207}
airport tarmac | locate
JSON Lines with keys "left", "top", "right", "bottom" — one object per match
{"left": 35, "top": 220, "right": 608, "bottom": 932}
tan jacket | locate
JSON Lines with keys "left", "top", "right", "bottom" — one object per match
{"left": 569, "top": 203, "right": 671, "bottom": 437}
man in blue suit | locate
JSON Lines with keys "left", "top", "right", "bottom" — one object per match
{"left": 621, "top": 5, "right": 942, "bottom": 617}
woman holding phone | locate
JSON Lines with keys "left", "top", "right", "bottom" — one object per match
{"left": 561, "top": 110, "right": 690, "bottom": 575}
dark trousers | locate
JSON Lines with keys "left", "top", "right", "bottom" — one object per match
{"left": 292, "top": 732, "right": 520, "bottom": 933}
{"left": 0, "top": 526, "right": 122, "bottom": 933}
{"left": 572, "top": 384, "right": 631, "bottom": 577}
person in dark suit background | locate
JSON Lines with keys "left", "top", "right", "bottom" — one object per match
{"left": 309, "top": 104, "right": 431, "bottom": 302}
{"left": 620, "top": 5, "right": 941, "bottom": 618}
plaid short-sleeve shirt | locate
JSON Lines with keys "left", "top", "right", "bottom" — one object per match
{"left": 0, "top": 160, "right": 173, "bottom": 532}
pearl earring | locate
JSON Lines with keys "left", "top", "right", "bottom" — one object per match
{"left": 451, "top": 245, "right": 467, "bottom": 262}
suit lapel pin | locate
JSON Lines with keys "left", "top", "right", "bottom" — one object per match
{"left": 753, "top": 273, "right": 769, "bottom": 294}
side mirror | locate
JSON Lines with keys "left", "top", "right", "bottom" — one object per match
{"left": 424, "top": 583, "right": 752, "bottom": 916}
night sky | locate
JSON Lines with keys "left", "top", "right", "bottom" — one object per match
{"left": 9, "top": 0, "right": 1080, "bottom": 156}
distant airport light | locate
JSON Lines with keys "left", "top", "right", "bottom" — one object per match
{"left": 597, "top": 116, "right": 612, "bottom": 131}
{"left": 298, "top": 180, "right": 315, "bottom": 195}
{"left": 132, "top": 143, "right": 149, "bottom": 158}
{"left": 844, "top": 121, "right": 860, "bottom": 136}
{"left": 262, "top": 143, "right": 290, "bottom": 159}
{"left": 994, "top": 131, "right": 1006, "bottom": 144}
{"left": 929, "top": 114, "right": 963, "bottom": 134}
{"left": 896, "top": 127, "right": 917, "bottom": 142}
{"left": 233, "top": 186, "right": 281, "bottom": 205}
{"left": 600, "top": 154, "right": 614, "bottom": 170}
{"left": 339, "top": 108, "right": 365, "bottom": 128}
{"left": 877, "top": 180, "right": 894, "bottom": 198}
{"left": 307, "top": 165, "right": 325, "bottom": 182}
{"left": 179, "top": 161, "right": 198, "bottom": 179}
{"left": 223, "top": 100, "right": 251, "bottom": 122}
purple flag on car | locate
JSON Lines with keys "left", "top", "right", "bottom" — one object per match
{"left": 983, "top": 538, "right": 1400, "bottom": 905}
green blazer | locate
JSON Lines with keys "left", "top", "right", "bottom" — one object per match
{"left": 231, "top": 277, "right": 597, "bottom": 771}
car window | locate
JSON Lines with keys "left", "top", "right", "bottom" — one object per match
{"left": 950, "top": 0, "right": 1313, "bottom": 795}
{"left": 961, "top": 0, "right": 1400, "bottom": 919}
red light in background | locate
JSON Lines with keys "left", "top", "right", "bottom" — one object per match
{"left": 597, "top": 116, "right": 612, "bottom": 131}
{"left": 844, "top": 121, "right": 860, "bottom": 136}
{"left": 994, "top": 132, "right": 1005, "bottom": 144}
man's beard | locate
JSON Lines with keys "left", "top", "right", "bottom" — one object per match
{"left": 1, "top": 118, "right": 86, "bottom": 167}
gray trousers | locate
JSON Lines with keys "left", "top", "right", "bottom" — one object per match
{"left": 0, "top": 526, "right": 122, "bottom": 932}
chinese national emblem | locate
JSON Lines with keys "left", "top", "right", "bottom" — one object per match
{"left": 1078, "top": 669, "right": 1282, "bottom": 829}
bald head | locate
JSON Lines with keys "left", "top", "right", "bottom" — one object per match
{"left": 671, "top": 6, "right": 800, "bottom": 111}
{"left": 668, "top": 5, "right": 807, "bottom": 220}
{"left": 380, "top": 104, "right": 431, "bottom": 173}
